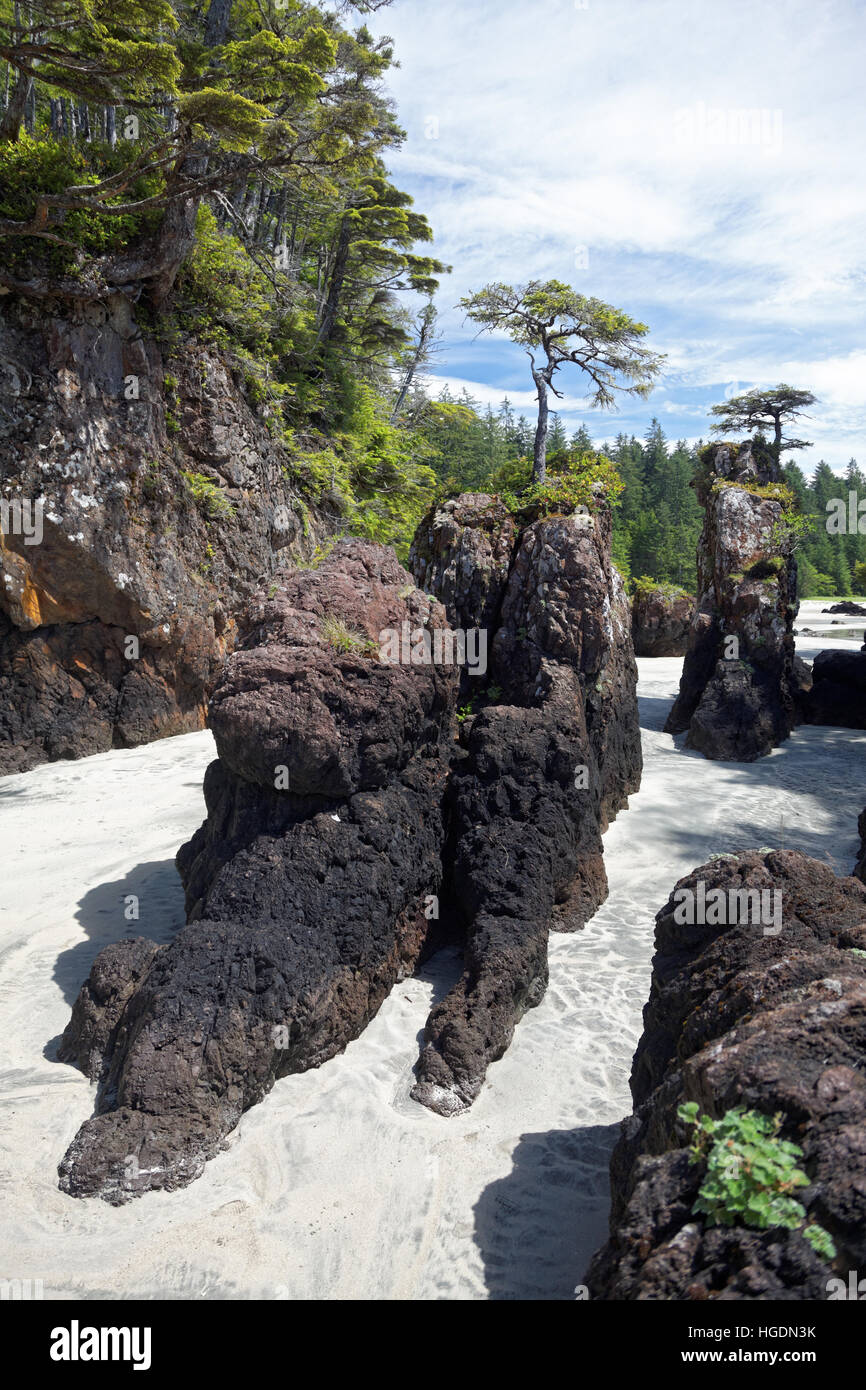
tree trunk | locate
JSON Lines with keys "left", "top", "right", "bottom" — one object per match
{"left": 204, "top": 0, "right": 232, "bottom": 47}
{"left": 316, "top": 213, "right": 352, "bottom": 348}
{"left": 532, "top": 369, "right": 550, "bottom": 484}
{"left": 390, "top": 306, "right": 435, "bottom": 423}
{"left": 273, "top": 186, "right": 288, "bottom": 250}
{"left": 0, "top": 68, "right": 32, "bottom": 142}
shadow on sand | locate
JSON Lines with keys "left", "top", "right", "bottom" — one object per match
{"left": 46, "top": 858, "right": 186, "bottom": 1059}
{"left": 473, "top": 1122, "right": 619, "bottom": 1300}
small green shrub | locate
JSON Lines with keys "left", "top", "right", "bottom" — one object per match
{"left": 631, "top": 574, "right": 691, "bottom": 600}
{"left": 677, "top": 1103, "right": 836, "bottom": 1260}
{"left": 174, "top": 206, "right": 275, "bottom": 356}
{"left": 493, "top": 448, "right": 623, "bottom": 519}
{"left": 181, "top": 470, "right": 236, "bottom": 521}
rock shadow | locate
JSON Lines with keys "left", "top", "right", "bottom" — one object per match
{"left": 473, "top": 1122, "right": 619, "bottom": 1300}
{"left": 50, "top": 858, "right": 186, "bottom": 1015}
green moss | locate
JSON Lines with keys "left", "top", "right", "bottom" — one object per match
{"left": 712, "top": 477, "right": 797, "bottom": 512}
{"left": 744, "top": 556, "right": 784, "bottom": 580}
{"left": 631, "top": 574, "right": 692, "bottom": 600}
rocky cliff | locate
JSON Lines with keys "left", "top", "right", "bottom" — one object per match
{"left": 0, "top": 296, "right": 321, "bottom": 774}
{"left": 665, "top": 441, "right": 803, "bottom": 760}
{"left": 57, "top": 487, "right": 642, "bottom": 1200}
{"left": 587, "top": 849, "right": 866, "bottom": 1299}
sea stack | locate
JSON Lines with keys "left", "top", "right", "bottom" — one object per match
{"left": 665, "top": 440, "right": 803, "bottom": 760}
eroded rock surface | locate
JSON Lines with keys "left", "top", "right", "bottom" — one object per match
{"left": 587, "top": 850, "right": 866, "bottom": 1299}
{"left": 0, "top": 300, "right": 321, "bottom": 774}
{"left": 631, "top": 583, "right": 693, "bottom": 657}
{"left": 59, "top": 492, "right": 642, "bottom": 1197}
{"left": 665, "top": 442, "right": 801, "bottom": 760}
{"left": 410, "top": 497, "right": 641, "bottom": 1115}
{"left": 58, "top": 542, "right": 456, "bottom": 1201}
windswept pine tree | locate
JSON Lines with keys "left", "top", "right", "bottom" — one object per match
{"left": 458, "top": 279, "right": 664, "bottom": 483}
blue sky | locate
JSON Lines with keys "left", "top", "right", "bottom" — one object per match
{"left": 369, "top": 0, "right": 866, "bottom": 474}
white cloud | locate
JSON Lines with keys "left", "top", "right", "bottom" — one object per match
{"left": 370, "top": 0, "right": 866, "bottom": 470}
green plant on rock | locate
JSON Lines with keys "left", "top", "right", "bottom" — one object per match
{"left": 320, "top": 615, "right": 374, "bottom": 655}
{"left": 631, "top": 574, "right": 691, "bottom": 600}
{"left": 494, "top": 448, "right": 623, "bottom": 520}
{"left": 141, "top": 456, "right": 161, "bottom": 499}
{"left": 181, "top": 471, "right": 236, "bottom": 521}
{"left": 767, "top": 512, "right": 812, "bottom": 556}
{"left": 456, "top": 699, "right": 475, "bottom": 725}
{"left": 677, "top": 1103, "right": 836, "bottom": 1260}
{"left": 744, "top": 556, "right": 785, "bottom": 580}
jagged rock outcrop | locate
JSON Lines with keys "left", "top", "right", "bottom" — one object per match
{"left": 408, "top": 493, "right": 516, "bottom": 643}
{"left": 665, "top": 441, "right": 801, "bottom": 760}
{"left": 823, "top": 601, "right": 866, "bottom": 617}
{"left": 0, "top": 297, "right": 322, "bottom": 775}
{"left": 587, "top": 850, "right": 866, "bottom": 1299}
{"left": 630, "top": 583, "right": 693, "bottom": 657}
{"left": 409, "top": 494, "right": 641, "bottom": 1114}
{"left": 804, "top": 649, "right": 866, "bottom": 729}
{"left": 57, "top": 542, "right": 457, "bottom": 1202}
{"left": 58, "top": 488, "right": 642, "bottom": 1196}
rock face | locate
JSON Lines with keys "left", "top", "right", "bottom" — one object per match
{"left": 58, "top": 491, "right": 642, "bottom": 1198}
{"left": 58, "top": 542, "right": 457, "bottom": 1202}
{"left": 408, "top": 494, "right": 517, "bottom": 652}
{"left": 587, "top": 850, "right": 866, "bottom": 1299}
{"left": 409, "top": 493, "right": 641, "bottom": 1115}
{"left": 0, "top": 299, "right": 320, "bottom": 775}
{"left": 630, "top": 583, "right": 693, "bottom": 657}
{"left": 665, "top": 442, "right": 800, "bottom": 760}
{"left": 804, "top": 649, "right": 866, "bottom": 729}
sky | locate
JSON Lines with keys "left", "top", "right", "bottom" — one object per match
{"left": 368, "top": 0, "right": 866, "bottom": 474}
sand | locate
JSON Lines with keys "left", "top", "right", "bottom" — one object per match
{"left": 1, "top": 599, "right": 864, "bottom": 1300}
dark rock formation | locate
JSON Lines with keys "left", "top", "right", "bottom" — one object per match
{"left": 823, "top": 601, "right": 866, "bottom": 616}
{"left": 855, "top": 808, "right": 866, "bottom": 883}
{"left": 665, "top": 442, "right": 801, "bottom": 760}
{"left": 408, "top": 494, "right": 516, "bottom": 644}
{"left": 58, "top": 490, "right": 642, "bottom": 1197}
{"left": 587, "top": 850, "right": 866, "bottom": 1299}
{"left": 410, "top": 495, "right": 641, "bottom": 1115}
{"left": 630, "top": 583, "right": 693, "bottom": 657}
{"left": 803, "top": 649, "right": 866, "bottom": 729}
{"left": 0, "top": 299, "right": 323, "bottom": 775}
{"left": 58, "top": 542, "right": 457, "bottom": 1201}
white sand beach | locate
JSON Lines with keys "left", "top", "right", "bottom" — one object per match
{"left": 1, "top": 600, "right": 864, "bottom": 1300}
